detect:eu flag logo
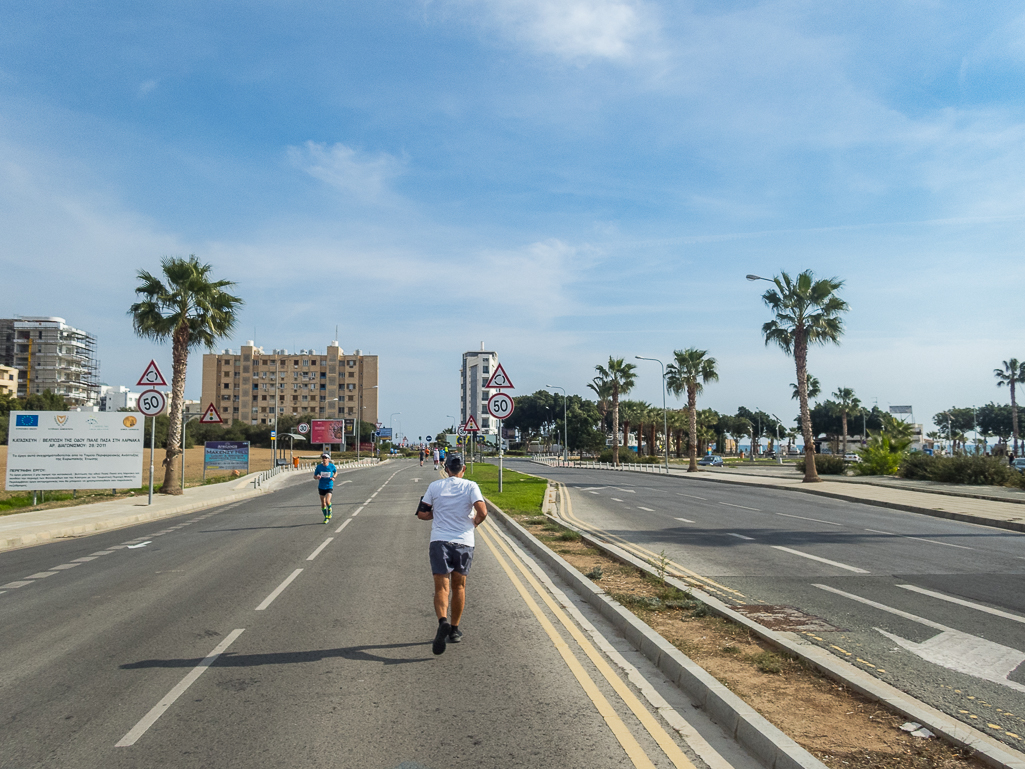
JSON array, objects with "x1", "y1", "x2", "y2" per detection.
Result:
[{"x1": 15, "y1": 414, "x2": 39, "y2": 427}]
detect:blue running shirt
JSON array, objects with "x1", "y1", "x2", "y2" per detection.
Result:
[{"x1": 314, "y1": 462, "x2": 336, "y2": 491}]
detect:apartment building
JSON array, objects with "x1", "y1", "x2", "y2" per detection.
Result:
[
  {"x1": 460, "y1": 344, "x2": 499, "y2": 436},
  {"x1": 0, "y1": 317, "x2": 99, "y2": 406},
  {"x1": 98, "y1": 384, "x2": 139, "y2": 412},
  {"x1": 200, "y1": 341, "x2": 378, "y2": 426},
  {"x1": 0, "y1": 364, "x2": 18, "y2": 397}
]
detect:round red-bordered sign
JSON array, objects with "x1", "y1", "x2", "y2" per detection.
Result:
[
  {"x1": 487, "y1": 392, "x2": 515, "y2": 419},
  {"x1": 137, "y1": 389, "x2": 166, "y2": 416}
]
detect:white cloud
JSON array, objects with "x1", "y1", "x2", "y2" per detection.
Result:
[
  {"x1": 286, "y1": 141, "x2": 405, "y2": 200},
  {"x1": 452, "y1": 0, "x2": 653, "y2": 61},
  {"x1": 137, "y1": 79, "x2": 159, "y2": 97}
]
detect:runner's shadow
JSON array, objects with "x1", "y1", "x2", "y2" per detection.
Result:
[{"x1": 121, "y1": 642, "x2": 434, "y2": 670}]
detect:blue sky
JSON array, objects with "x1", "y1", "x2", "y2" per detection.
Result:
[{"x1": 2, "y1": 1, "x2": 1025, "y2": 441}]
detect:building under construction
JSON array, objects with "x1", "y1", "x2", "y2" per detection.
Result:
[{"x1": 0, "y1": 317, "x2": 99, "y2": 406}]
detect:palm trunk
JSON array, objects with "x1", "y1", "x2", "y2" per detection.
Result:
[
  {"x1": 841, "y1": 412, "x2": 848, "y2": 456},
  {"x1": 650, "y1": 422, "x2": 657, "y2": 460},
  {"x1": 611, "y1": 387, "x2": 620, "y2": 466},
  {"x1": 687, "y1": 385, "x2": 698, "y2": 472},
  {"x1": 796, "y1": 332, "x2": 819, "y2": 482},
  {"x1": 1013, "y1": 380, "x2": 1019, "y2": 456},
  {"x1": 161, "y1": 324, "x2": 188, "y2": 494}
]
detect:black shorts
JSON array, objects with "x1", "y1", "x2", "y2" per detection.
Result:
[
  {"x1": 429, "y1": 541, "x2": 474, "y2": 575},
  {"x1": 319, "y1": 488, "x2": 333, "y2": 497}
]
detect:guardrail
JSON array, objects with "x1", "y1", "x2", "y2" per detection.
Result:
[
  {"x1": 251, "y1": 457, "x2": 379, "y2": 488},
  {"x1": 530, "y1": 455, "x2": 670, "y2": 474}
]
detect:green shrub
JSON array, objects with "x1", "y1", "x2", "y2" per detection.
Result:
[
  {"x1": 929, "y1": 456, "x2": 1017, "y2": 486},
  {"x1": 899, "y1": 452, "x2": 938, "y2": 480},
  {"x1": 598, "y1": 448, "x2": 638, "y2": 464},
  {"x1": 794, "y1": 454, "x2": 847, "y2": 475},
  {"x1": 853, "y1": 434, "x2": 912, "y2": 475}
]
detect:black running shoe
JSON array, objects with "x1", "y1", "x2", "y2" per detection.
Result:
[
  {"x1": 433, "y1": 621, "x2": 451, "y2": 655},
  {"x1": 448, "y1": 628, "x2": 463, "y2": 644}
]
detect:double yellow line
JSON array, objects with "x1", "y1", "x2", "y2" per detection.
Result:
[
  {"x1": 478, "y1": 523, "x2": 697, "y2": 769},
  {"x1": 555, "y1": 484, "x2": 746, "y2": 603}
]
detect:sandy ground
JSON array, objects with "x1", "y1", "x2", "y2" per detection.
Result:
[{"x1": 0, "y1": 445, "x2": 325, "y2": 493}]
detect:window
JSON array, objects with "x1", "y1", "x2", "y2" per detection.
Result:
[
  {"x1": 223, "y1": 383, "x2": 229, "y2": 389},
  {"x1": 302, "y1": 359, "x2": 309, "y2": 367},
  {"x1": 348, "y1": 372, "x2": 355, "y2": 378},
  {"x1": 482, "y1": 418, "x2": 490, "y2": 428}
]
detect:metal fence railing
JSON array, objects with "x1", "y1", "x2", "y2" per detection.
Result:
[
  {"x1": 252, "y1": 457, "x2": 379, "y2": 488},
  {"x1": 529, "y1": 455, "x2": 670, "y2": 474}
]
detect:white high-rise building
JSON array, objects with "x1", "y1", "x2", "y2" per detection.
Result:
[
  {"x1": 460, "y1": 344, "x2": 498, "y2": 436},
  {"x1": 98, "y1": 385, "x2": 139, "y2": 412}
]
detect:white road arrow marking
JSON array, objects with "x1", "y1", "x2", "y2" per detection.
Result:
[
  {"x1": 814, "y1": 584, "x2": 1025, "y2": 694},
  {"x1": 126, "y1": 541, "x2": 151, "y2": 549}
]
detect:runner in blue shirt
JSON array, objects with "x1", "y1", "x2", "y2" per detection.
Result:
[{"x1": 314, "y1": 452, "x2": 337, "y2": 523}]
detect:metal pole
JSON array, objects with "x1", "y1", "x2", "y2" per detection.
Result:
[
  {"x1": 498, "y1": 417, "x2": 503, "y2": 492},
  {"x1": 148, "y1": 415, "x2": 156, "y2": 505},
  {"x1": 356, "y1": 371, "x2": 360, "y2": 462},
  {"x1": 632, "y1": 358, "x2": 668, "y2": 472}
]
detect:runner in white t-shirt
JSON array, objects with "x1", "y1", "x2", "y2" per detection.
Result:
[
  {"x1": 416, "y1": 453, "x2": 487, "y2": 655},
  {"x1": 432, "y1": 448, "x2": 440, "y2": 469}
]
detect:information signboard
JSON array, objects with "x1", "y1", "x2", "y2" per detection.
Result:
[
  {"x1": 203, "y1": 441, "x2": 250, "y2": 476},
  {"x1": 5, "y1": 412, "x2": 144, "y2": 490},
  {"x1": 311, "y1": 419, "x2": 346, "y2": 445}
]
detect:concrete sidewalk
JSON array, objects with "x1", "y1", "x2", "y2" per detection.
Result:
[
  {"x1": 533, "y1": 459, "x2": 1025, "y2": 533},
  {"x1": 0, "y1": 460, "x2": 380, "y2": 552}
]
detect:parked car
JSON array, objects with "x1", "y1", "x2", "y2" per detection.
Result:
[
  {"x1": 843, "y1": 453, "x2": 862, "y2": 463},
  {"x1": 697, "y1": 455, "x2": 724, "y2": 466},
  {"x1": 1013, "y1": 458, "x2": 1025, "y2": 473}
]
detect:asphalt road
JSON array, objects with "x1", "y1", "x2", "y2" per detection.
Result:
[
  {"x1": 511, "y1": 459, "x2": 1025, "y2": 750},
  {"x1": 0, "y1": 460, "x2": 747, "y2": 769}
]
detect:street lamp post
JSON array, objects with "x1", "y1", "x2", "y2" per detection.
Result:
[
  {"x1": 356, "y1": 385, "x2": 378, "y2": 462},
  {"x1": 390, "y1": 411, "x2": 400, "y2": 453},
  {"x1": 180, "y1": 412, "x2": 202, "y2": 491},
  {"x1": 770, "y1": 414, "x2": 784, "y2": 464},
  {"x1": 545, "y1": 385, "x2": 568, "y2": 464},
  {"x1": 635, "y1": 356, "x2": 669, "y2": 473}
]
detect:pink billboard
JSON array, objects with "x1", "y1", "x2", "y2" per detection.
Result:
[{"x1": 311, "y1": 419, "x2": 347, "y2": 445}]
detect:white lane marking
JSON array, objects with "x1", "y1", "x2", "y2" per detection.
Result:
[
  {"x1": 126, "y1": 542, "x2": 152, "y2": 549},
  {"x1": 588, "y1": 491, "x2": 599, "y2": 495},
  {"x1": 865, "y1": 528, "x2": 972, "y2": 550},
  {"x1": 27, "y1": 572, "x2": 58, "y2": 579},
  {"x1": 307, "y1": 538, "x2": 334, "y2": 561},
  {"x1": 90, "y1": 551, "x2": 115, "y2": 556},
  {"x1": 719, "y1": 502, "x2": 760, "y2": 511},
  {"x1": 338, "y1": 480, "x2": 352, "y2": 486},
  {"x1": 678, "y1": 493, "x2": 707, "y2": 500},
  {"x1": 896, "y1": 585, "x2": 1025, "y2": 625},
  {"x1": 612, "y1": 487, "x2": 636, "y2": 493},
  {"x1": 580, "y1": 486, "x2": 605, "y2": 491},
  {"x1": 335, "y1": 519, "x2": 352, "y2": 533},
  {"x1": 107, "y1": 545, "x2": 129, "y2": 550},
  {"x1": 255, "y1": 569, "x2": 303, "y2": 611},
  {"x1": 51, "y1": 563, "x2": 81, "y2": 570},
  {"x1": 610, "y1": 498, "x2": 624, "y2": 502},
  {"x1": 71, "y1": 557, "x2": 98, "y2": 562},
  {"x1": 2, "y1": 581, "x2": 33, "y2": 589},
  {"x1": 413, "y1": 478, "x2": 420, "y2": 483},
  {"x1": 777, "y1": 512, "x2": 842, "y2": 526},
  {"x1": 351, "y1": 505, "x2": 365, "y2": 516},
  {"x1": 637, "y1": 506, "x2": 655, "y2": 512},
  {"x1": 115, "y1": 629, "x2": 246, "y2": 747},
  {"x1": 812, "y1": 584, "x2": 1025, "y2": 694},
  {"x1": 727, "y1": 533, "x2": 755, "y2": 540},
  {"x1": 771, "y1": 546, "x2": 869, "y2": 573},
  {"x1": 675, "y1": 517, "x2": 695, "y2": 523}
]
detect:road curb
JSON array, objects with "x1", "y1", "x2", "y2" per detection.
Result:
[
  {"x1": 537, "y1": 481, "x2": 1025, "y2": 769},
  {"x1": 486, "y1": 498, "x2": 829, "y2": 769}
]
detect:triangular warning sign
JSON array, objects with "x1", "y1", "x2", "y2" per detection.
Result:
[
  {"x1": 137, "y1": 359, "x2": 168, "y2": 387},
  {"x1": 484, "y1": 363, "x2": 514, "y2": 389},
  {"x1": 463, "y1": 415, "x2": 481, "y2": 432},
  {"x1": 199, "y1": 403, "x2": 224, "y2": 424}
]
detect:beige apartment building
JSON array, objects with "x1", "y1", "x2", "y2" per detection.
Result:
[
  {"x1": 200, "y1": 341, "x2": 378, "y2": 426},
  {"x1": 0, "y1": 364, "x2": 18, "y2": 397}
]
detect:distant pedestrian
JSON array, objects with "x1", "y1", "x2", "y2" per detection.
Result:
[
  {"x1": 313, "y1": 452, "x2": 337, "y2": 523},
  {"x1": 433, "y1": 448, "x2": 440, "y2": 469},
  {"x1": 419, "y1": 448, "x2": 425, "y2": 467},
  {"x1": 416, "y1": 454, "x2": 487, "y2": 655}
]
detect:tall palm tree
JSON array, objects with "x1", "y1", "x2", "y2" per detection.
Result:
[
  {"x1": 761, "y1": 270, "x2": 848, "y2": 483},
  {"x1": 587, "y1": 375, "x2": 613, "y2": 433},
  {"x1": 830, "y1": 387, "x2": 861, "y2": 456},
  {"x1": 995, "y1": 359, "x2": 1025, "y2": 455},
  {"x1": 665, "y1": 348, "x2": 719, "y2": 472},
  {"x1": 129, "y1": 256, "x2": 243, "y2": 494},
  {"x1": 595, "y1": 357, "x2": 637, "y2": 466},
  {"x1": 790, "y1": 374, "x2": 820, "y2": 401}
]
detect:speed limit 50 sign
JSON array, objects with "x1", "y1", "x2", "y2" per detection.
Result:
[
  {"x1": 137, "y1": 389, "x2": 166, "y2": 416},
  {"x1": 487, "y1": 392, "x2": 515, "y2": 420}
]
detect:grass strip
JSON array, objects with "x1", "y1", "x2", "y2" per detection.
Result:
[{"x1": 463, "y1": 462, "x2": 546, "y2": 516}]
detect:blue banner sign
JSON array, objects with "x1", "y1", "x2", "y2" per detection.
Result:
[{"x1": 204, "y1": 441, "x2": 250, "y2": 473}]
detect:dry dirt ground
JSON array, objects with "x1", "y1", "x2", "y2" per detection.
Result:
[{"x1": 515, "y1": 514, "x2": 988, "y2": 769}]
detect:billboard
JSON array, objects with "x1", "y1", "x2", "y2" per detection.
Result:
[
  {"x1": 5, "y1": 411, "x2": 144, "y2": 490},
  {"x1": 203, "y1": 441, "x2": 250, "y2": 474},
  {"x1": 311, "y1": 419, "x2": 347, "y2": 444}
]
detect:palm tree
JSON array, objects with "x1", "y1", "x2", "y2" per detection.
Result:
[
  {"x1": 761, "y1": 270, "x2": 848, "y2": 483},
  {"x1": 587, "y1": 375, "x2": 612, "y2": 434},
  {"x1": 790, "y1": 374, "x2": 821, "y2": 401},
  {"x1": 665, "y1": 348, "x2": 719, "y2": 472},
  {"x1": 995, "y1": 359, "x2": 1025, "y2": 455},
  {"x1": 830, "y1": 387, "x2": 861, "y2": 456},
  {"x1": 594, "y1": 357, "x2": 637, "y2": 466},
  {"x1": 129, "y1": 256, "x2": 243, "y2": 494}
]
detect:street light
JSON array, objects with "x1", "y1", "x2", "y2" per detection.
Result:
[
  {"x1": 545, "y1": 385, "x2": 568, "y2": 463},
  {"x1": 180, "y1": 411, "x2": 203, "y2": 491},
  {"x1": 390, "y1": 411, "x2": 400, "y2": 450},
  {"x1": 356, "y1": 385, "x2": 378, "y2": 461},
  {"x1": 635, "y1": 356, "x2": 669, "y2": 473},
  {"x1": 770, "y1": 414, "x2": 785, "y2": 464},
  {"x1": 746, "y1": 274, "x2": 771, "y2": 282}
]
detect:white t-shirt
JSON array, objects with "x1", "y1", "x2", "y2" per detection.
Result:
[
  {"x1": 422, "y1": 475, "x2": 484, "y2": 546},
  {"x1": 433, "y1": 449, "x2": 440, "y2": 460}
]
